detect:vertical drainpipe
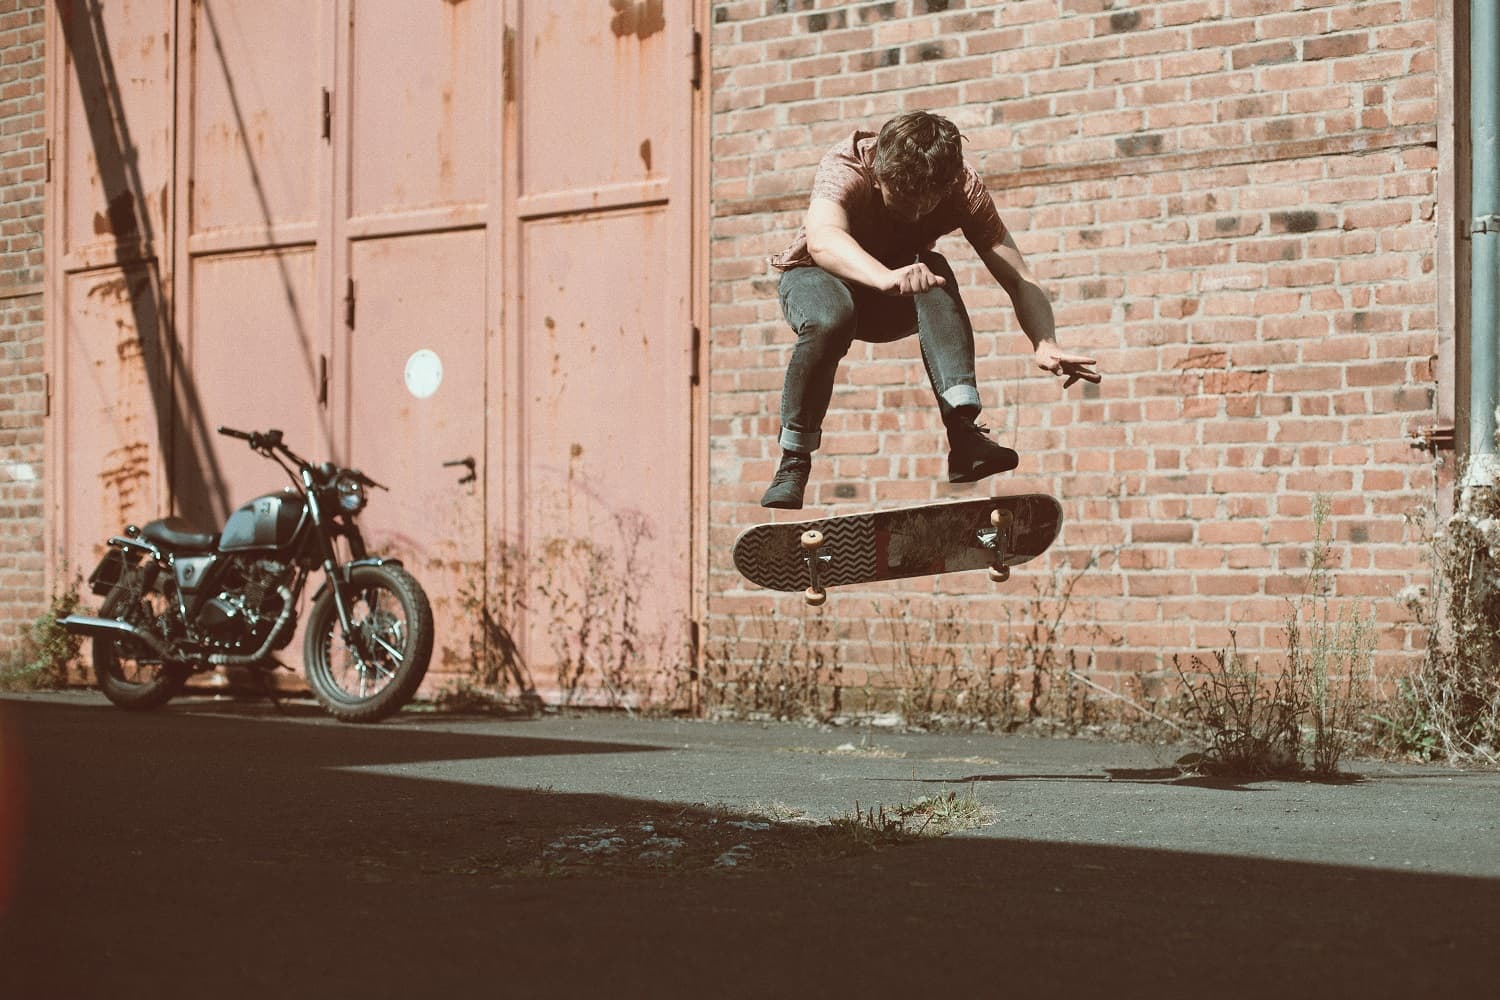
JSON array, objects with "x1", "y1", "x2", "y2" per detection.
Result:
[{"x1": 1468, "y1": 0, "x2": 1500, "y2": 487}]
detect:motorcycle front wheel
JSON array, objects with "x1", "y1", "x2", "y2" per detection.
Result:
[
  {"x1": 303, "y1": 563, "x2": 434, "y2": 723},
  {"x1": 93, "y1": 572, "x2": 190, "y2": 711}
]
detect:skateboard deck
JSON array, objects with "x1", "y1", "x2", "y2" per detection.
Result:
[{"x1": 733, "y1": 494, "x2": 1063, "y2": 604}]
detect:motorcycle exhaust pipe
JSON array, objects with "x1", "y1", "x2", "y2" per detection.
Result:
[{"x1": 58, "y1": 614, "x2": 178, "y2": 660}]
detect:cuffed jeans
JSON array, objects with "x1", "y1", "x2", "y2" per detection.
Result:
[{"x1": 775, "y1": 251, "x2": 982, "y2": 454}]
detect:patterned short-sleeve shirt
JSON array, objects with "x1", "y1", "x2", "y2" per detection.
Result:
[{"x1": 769, "y1": 130, "x2": 1008, "y2": 272}]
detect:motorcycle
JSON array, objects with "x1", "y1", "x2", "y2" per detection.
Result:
[{"x1": 60, "y1": 427, "x2": 434, "y2": 723}]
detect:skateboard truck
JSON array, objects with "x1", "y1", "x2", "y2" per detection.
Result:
[
  {"x1": 799, "y1": 529, "x2": 830, "y2": 606},
  {"x1": 978, "y1": 507, "x2": 1013, "y2": 583}
]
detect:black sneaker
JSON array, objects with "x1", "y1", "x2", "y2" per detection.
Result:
[
  {"x1": 945, "y1": 415, "x2": 1019, "y2": 483},
  {"x1": 761, "y1": 451, "x2": 812, "y2": 509}
]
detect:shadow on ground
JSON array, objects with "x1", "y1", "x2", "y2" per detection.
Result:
[{"x1": 0, "y1": 698, "x2": 1493, "y2": 999}]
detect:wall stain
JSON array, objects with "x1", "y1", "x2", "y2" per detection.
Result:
[{"x1": 610, "y1": 0, "x2": 665, "y2": 40}]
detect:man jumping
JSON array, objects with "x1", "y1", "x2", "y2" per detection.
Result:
[{"x1": 761, "y1": 110, "x2": 1101, "y2": 510}]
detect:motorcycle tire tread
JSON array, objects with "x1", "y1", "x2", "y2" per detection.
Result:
[
  {"x1": 92, "y1": 578, "x2": 190, "y2": 711},
  {"x1": 302, "y1": 563, "x2": 434, "y2": 724}
]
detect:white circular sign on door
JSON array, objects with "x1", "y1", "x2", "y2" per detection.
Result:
[{"x1": 404, "y1": 349, "x2": 443, "y2": 399}]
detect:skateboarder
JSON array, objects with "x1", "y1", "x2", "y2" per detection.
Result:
[{"x1": 761, "y1": 111, "x2": 1101, "y2": 510}]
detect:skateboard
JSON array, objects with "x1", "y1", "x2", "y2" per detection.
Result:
[{"x1": 733, "y1": 494, "x2": 1063, "y2": 605}]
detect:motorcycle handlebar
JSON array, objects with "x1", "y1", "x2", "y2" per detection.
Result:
[{"x1": 216, "y1": 426, "x2": 285, "y2": 451}]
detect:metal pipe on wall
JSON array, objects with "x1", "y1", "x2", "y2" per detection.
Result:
[{"x1": 1468, "y1": 0, "x2": 1500, "y2": 486}]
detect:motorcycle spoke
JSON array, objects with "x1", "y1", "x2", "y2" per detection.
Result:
[
  {"x1": 370, "y1": 633, "x2": 404, "y2": 663},
  {"x1": 357, "y1": 656, "x2": 397, "y2": 681}
]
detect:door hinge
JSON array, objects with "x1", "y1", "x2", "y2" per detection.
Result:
[
  {"x1": 502, "y1": 26, "x2": 516, "y2": 104},
  {"x1": 43, "y1": 372, "x2": 50, "y2": 417},
  {"x1": 1411, "y1": 424, "x2": 1456, "y2": 453},
  {"x1": 343, "y1": 277, "x2": 356, "y2": 329},
  {"x1": 44, "y1": 139, "x2": 51, "y2": 183},
  {"x1": 691, "y1": 30, "x2": 703, "y2": 90},
  {"x1": 690, "y1": 324, "x2": 701, "y2": 386},
  {"x1": 321, "y1": 88, "x2": 332, "y2": 140},
  {"x1": 318, "y1": 353, "x2": 328, "y2": 406}
]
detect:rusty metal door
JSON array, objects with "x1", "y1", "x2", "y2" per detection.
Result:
[
  {"x1": 502, "y1": 0, "x2": 698, "y2": 699},
  {"x1": 47, "y1": 0, "x2": 703, "y2": 701},
  {"x1": 173, "y1": 0, "x2": 331, "y2": 531},
  {"x1": 49, "y1": 1, "x2": 177, "y2": 584},
  {"x1": 333, "y1": 0, "x2": 496, "y2": 678}
]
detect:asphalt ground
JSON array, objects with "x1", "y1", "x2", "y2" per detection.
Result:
[{"x1": 0, "y1": 691, "x2": 1496, "y2": 999}]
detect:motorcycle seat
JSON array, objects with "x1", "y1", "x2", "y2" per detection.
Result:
[{"x1": 141, "y1": 517, "x2": 218, "y2": 552}]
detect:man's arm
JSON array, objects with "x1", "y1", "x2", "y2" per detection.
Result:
[
  {"x1": 805, "y1": 198, "x2": 946, "y2": 296},
  {"x1": 978, "y1": 232, "x2": 1101, "y2": 388}
]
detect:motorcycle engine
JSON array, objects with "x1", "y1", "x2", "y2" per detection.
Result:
[{"x1": 200, "y1": 559, "x2": 295, "y2": 651}]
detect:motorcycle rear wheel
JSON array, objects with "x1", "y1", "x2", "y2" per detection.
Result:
[
  {"x1": 303, "y1": 563, "x2": 433, "y2": 723},
  {"x1": 93, "y1": 574, "x2": 190, "y2": 711}
]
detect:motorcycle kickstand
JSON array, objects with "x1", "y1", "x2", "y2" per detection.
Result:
[{"x1": 255, "y1": 667, "x2": 289, "y2": 715}]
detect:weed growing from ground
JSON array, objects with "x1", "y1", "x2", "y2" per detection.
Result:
[
  {"x1": 704, "y1": 548, "x2": 1118, "y2": 733},
  {"x1": 828, "y1": 790, "x2": 995, "y2": 845},
  {"x1": 445, "y1": 515, "x2": 692, "y2": 713},
  {"x1": 703, "y1": 606, "x2": 843, "y2": 721},
  {"x1": 1383, "y1": 481, "x2": 1500, "y2": 763},
  {"x1": 0, "y1": 576, "x2": 83, "y2": 692},
  {"x1": 1175, "y1": 497, "x2": 1375, "y2": 778},
  {"x1": 1174, "y1": 635, "x2": 1302, "y2": 778}
]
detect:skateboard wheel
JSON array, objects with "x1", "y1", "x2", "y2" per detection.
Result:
[
  {"x1": 800, "y1": 529, "x2": 825, "y2": 550},
  {"x1": 988, "y1": 565, "x2": 1010, "y2": 583},
  {"x1": 804, "y1": 587, "x2": 827, "y2": 606}
]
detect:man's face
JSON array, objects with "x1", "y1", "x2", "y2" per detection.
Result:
[{"x1": 876, "y1": 178, "x2": 949, "y2": 222}]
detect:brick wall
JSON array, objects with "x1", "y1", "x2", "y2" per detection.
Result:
[
  {"x1": 0, "y1": 0, "x2": 46, "y2": 650},
  {"x1": 707, "y1": 0, "x2": 1443, "y2": 708}
]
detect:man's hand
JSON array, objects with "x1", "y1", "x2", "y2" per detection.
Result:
[
  {"x1": 1035, "y1": 340, "x2": 1100, "y2": 389},
  {"x1": 881, "y1": 261, "x2": 947, "y2": 297}
]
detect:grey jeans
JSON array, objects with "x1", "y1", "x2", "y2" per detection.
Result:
[{"x1": 774, "y1": 251, "x2": 982, "y2": 454}]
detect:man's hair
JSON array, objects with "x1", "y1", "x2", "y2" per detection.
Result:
[{"x1": 872, "y1": 111, "x2": 964, "y2": 196}]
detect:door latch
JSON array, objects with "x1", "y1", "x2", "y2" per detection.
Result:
[{"x1": 443, "y1": 457, "x2": 476, "y2": 484}]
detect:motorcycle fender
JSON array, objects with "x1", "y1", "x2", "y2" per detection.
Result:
[{"x1": 310, "y1": 557, "x2": 405, "y2": 606}]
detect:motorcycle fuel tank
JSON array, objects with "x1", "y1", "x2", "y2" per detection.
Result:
[{"x1": 218, "y1": 490, "x2": 308, "y2": 553}]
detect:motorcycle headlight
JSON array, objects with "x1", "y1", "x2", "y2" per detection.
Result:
[{"x1": 335, "y1": 476, "x2": 367, "y2": 513}]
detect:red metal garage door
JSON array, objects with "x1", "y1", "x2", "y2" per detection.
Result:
[
  {"x1": 502, "y1": 0, "x2": 699, "y2": 701},
  {"x1": 47, "y1": 0, "x2": 703, "y2": 700}
]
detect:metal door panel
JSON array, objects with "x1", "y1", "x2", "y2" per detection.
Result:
[
  {"x1": 347, "y1": 0, "x2": 489, "y2": 221},
  {"x1": 345, "y1": 230, "x2": 487, "y2": 678},
  {"x1": 507, "y1": 0, "x2": 696, "y2": 694},
  {"x1": 57, "y1": 0, "x2": 175, "y2": 265},
  {"x1": 173, "y1": 249, "x2": 325, "y2": 532},
  {"x1": 516, "y1": 1, "x2": 672, "y2": 198},
  {"x1": 59, "y1": 266, "x2": 167, "y2": 579},
  {"x1": 187, "y1": 0, "x2": 321, "y2": 244},
  {"x1": 44, "y1": 0, "x2": 702, "y2": 703},
  {"x1": 519, "y1": 207, "x2": 692, "y2": 658}
]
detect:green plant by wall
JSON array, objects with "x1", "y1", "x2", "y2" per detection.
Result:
[
  {"x1": 703, "y1": 548, "x2": 1119, "y2": 732},
  {"x1": 0, "y1": 576, "x2": 83, "y2": 692},
  {"x1": 444, "y1": 515, "x2": 692, "y2": 714},
  {"x1": 1174, "y1": 635, "x2": 1304, "y2": 777},
  {"x1": 1176, "y1": 496, "x2": 1375, "y2": 779},
  {"x1": 1383, "y1": 481, "x2": 1500, "y2": 763}
]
